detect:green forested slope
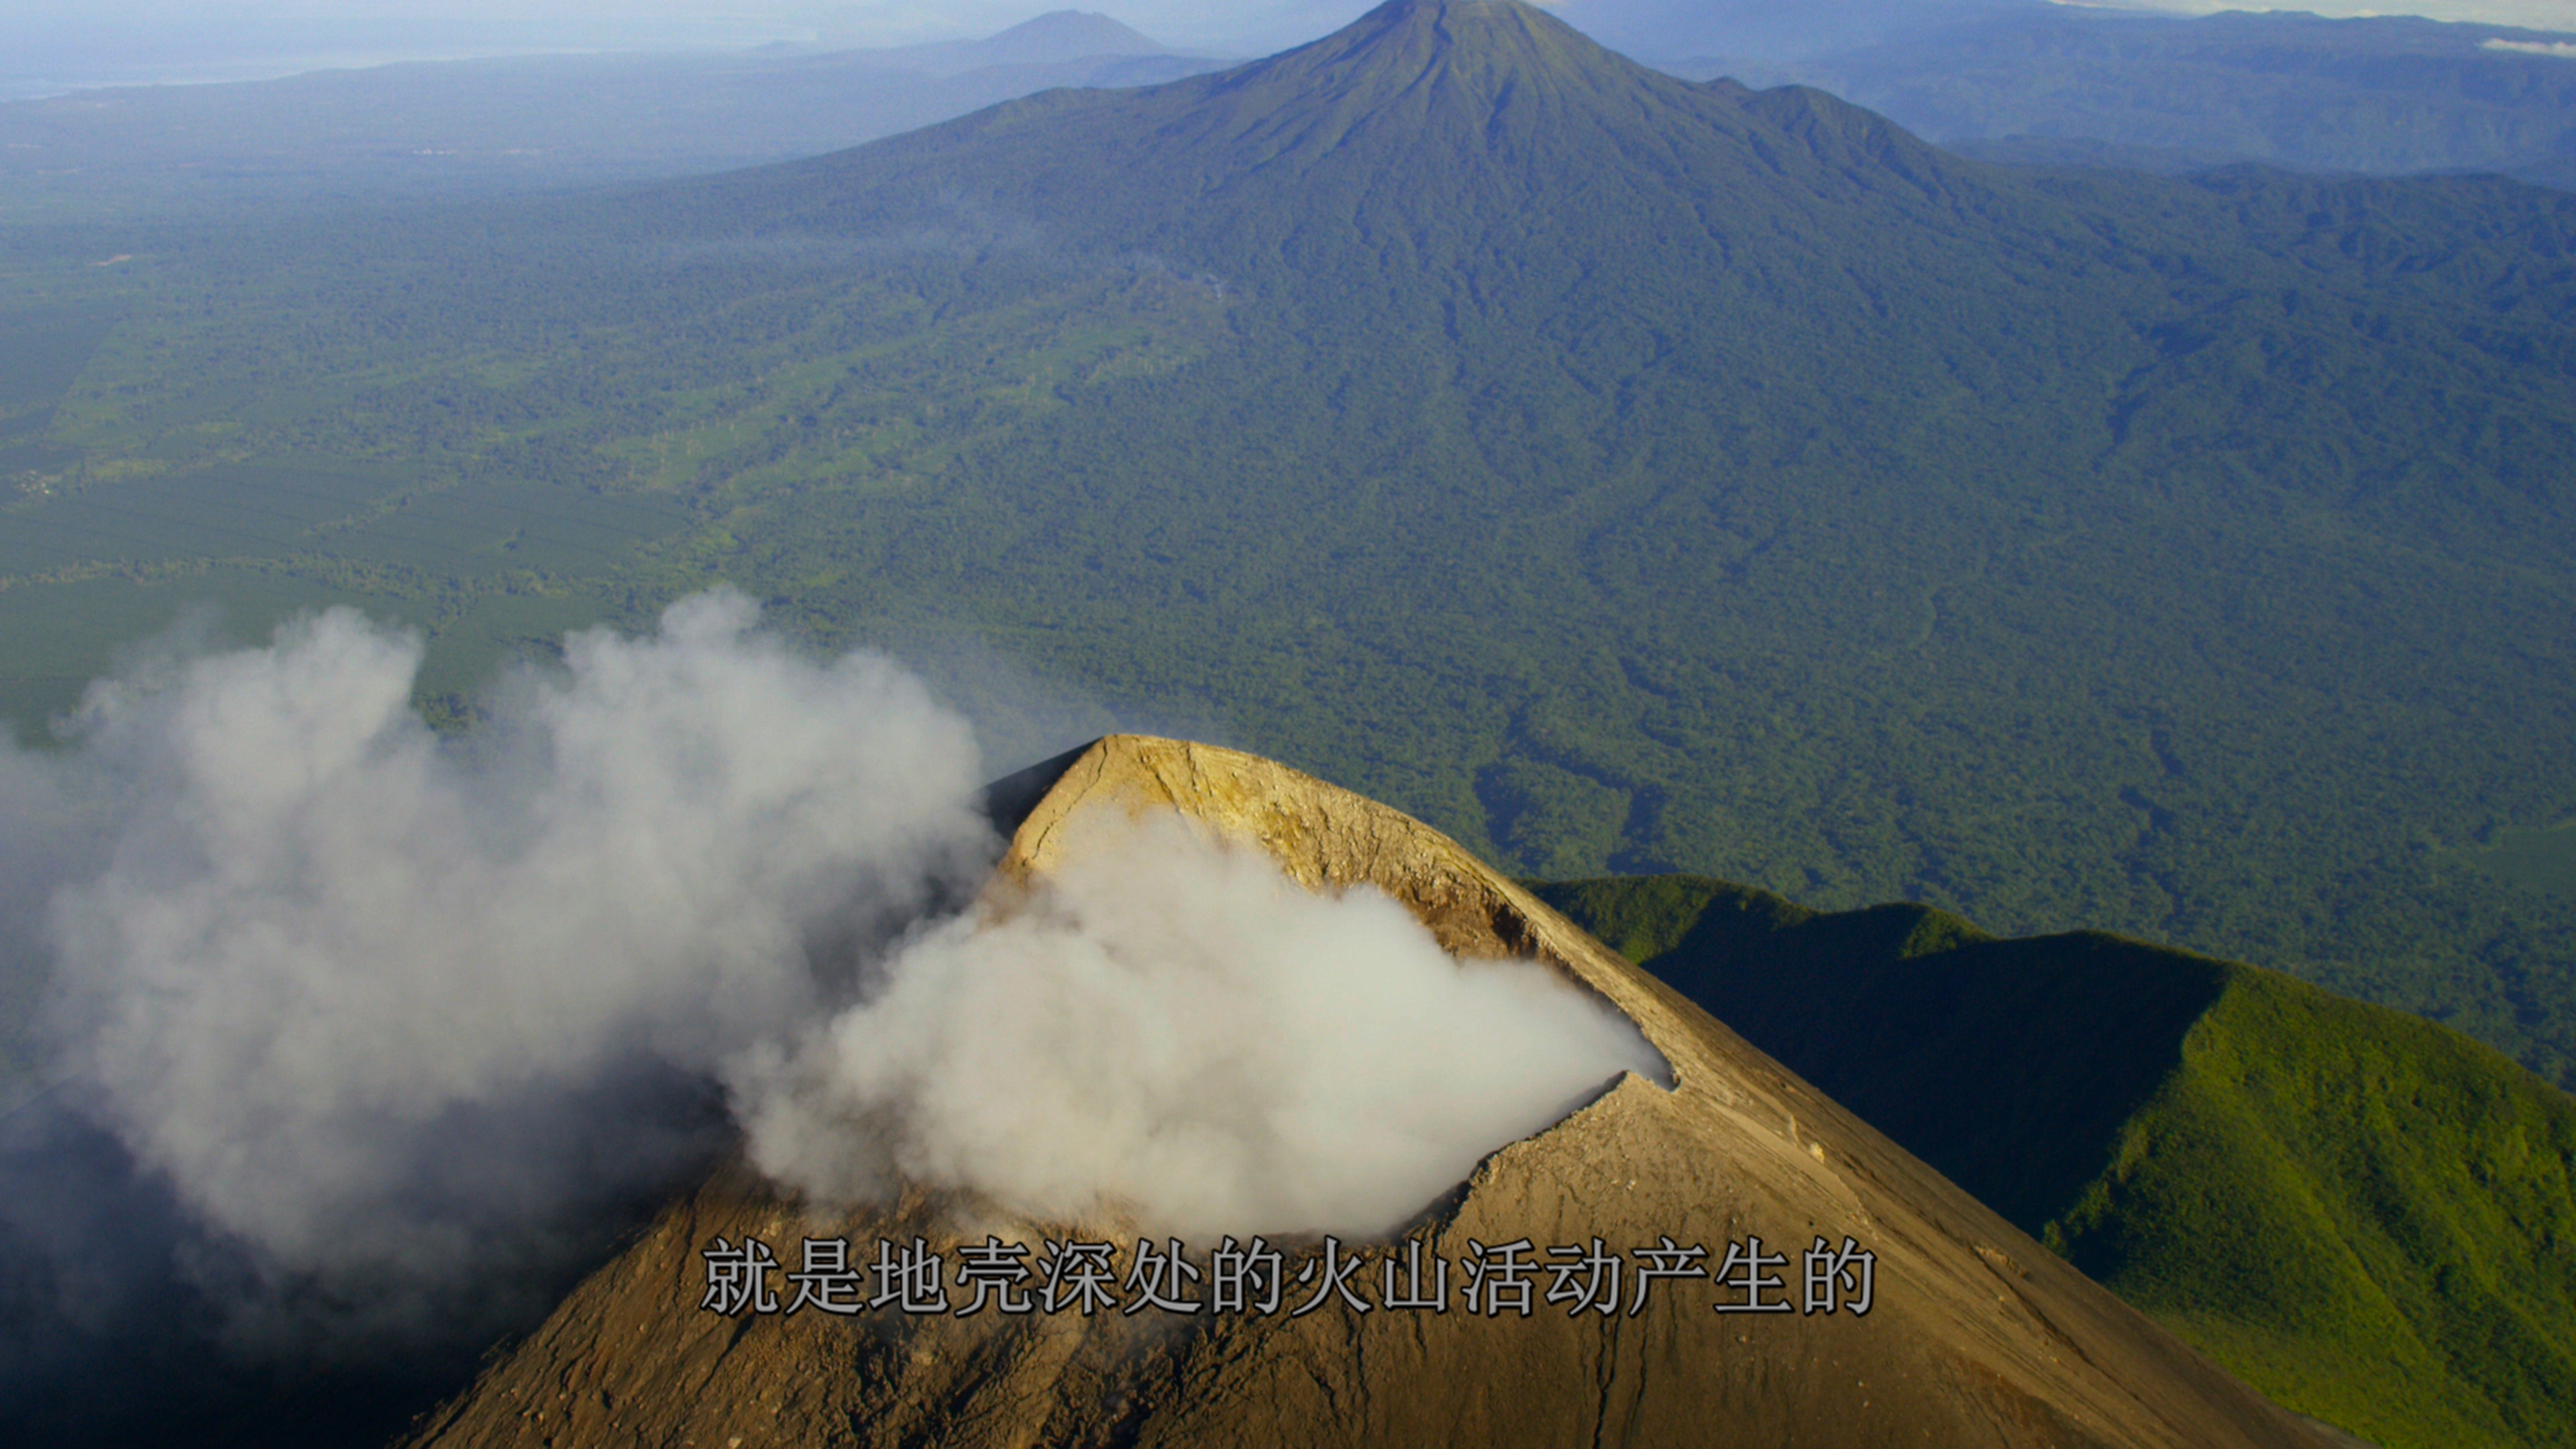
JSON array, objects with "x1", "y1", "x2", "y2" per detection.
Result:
[
  {"x1": 1, "y1": 0, "x2": 2573, "y2": 1089},
  {"x1": 1536, "y1": 873, "x2": 2576, "y2": 1449}
]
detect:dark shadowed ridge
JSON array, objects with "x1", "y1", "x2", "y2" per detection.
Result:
[{"x1": 1538, "y1": 874, "x2": 2576, "y2": 1449}]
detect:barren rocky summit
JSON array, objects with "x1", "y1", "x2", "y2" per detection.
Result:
[{"x1": 409, "y1": 737, "x2": 2334, "y2": 1448}]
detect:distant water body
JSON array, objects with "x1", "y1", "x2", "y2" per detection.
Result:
[
  {"x1": 0, "y1": 21, "x2": 811, "y2": 104},
  {"x1": 0, "y1": 55, "x2": 517, "y2": 103}
]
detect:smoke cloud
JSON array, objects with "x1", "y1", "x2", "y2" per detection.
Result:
[
  {"x1": 13, "y1": 591, "x2": 995, "y2": 1348},
  {"x1": 0, "y1": 588, "x2": 1660, "y2": 1397},
  {"x1": 735, "y1": 812, "x2": 1664, "y2": 1238}
]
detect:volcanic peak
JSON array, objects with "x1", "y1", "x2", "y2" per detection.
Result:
[
  {"x1": 947, "y1": 10, "x2": 1171, "y2": 65},
  {"x1": 1226, "y1": 0, "x2": 1676, "y2": 115}
]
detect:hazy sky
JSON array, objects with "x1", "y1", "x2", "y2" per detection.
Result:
[
  {"x1": 16, "y1": 1, "x2": 2576, "y2": 53},
  {"x1": 7, "y1": 0, "x2": 2573, "y2": 91},
  {"x1": 2118, "y1": 0, "x2": 2576, "y2": 27},
  {"x1": 3, "y1": 1, "x2": 1360, "y2": 56}
]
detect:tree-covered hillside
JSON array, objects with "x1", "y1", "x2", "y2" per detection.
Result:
[
  {"x1": 1, "y1": 0, "x2": 2573, "y2": 1092},
  {"x1": 1538, "y1": 873, "x2": 2576, "y2": 1449}
]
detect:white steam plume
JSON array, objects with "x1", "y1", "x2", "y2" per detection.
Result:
[
  {"x1": 735, "y1": 812, "x2": 1664, "y2": 1238},
  {"x1": 27, "y1": 591, "x2": 993, "y2": 1328},
  {"x1": 1, "y1": 588, "x2": 1662, "y2": 1364}
]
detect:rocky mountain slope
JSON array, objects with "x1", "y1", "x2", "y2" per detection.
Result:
[{"x1": 407, "y1": 737, "x2": 2330, "y2": 1448}]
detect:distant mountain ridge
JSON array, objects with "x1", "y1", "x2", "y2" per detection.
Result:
[
  {"x1": 867, "y1": 10, "x2": 1177, "y2": 74},
  {"x1": 692, "y1": 0, "x2": 2039, "y2": 317},
  {"x1": 1702, "y1": 6, "x2": 2576, "y2": 191},
  {"x1": 0, "y1": 11, "x2": 1227, "y2": 215},
  {"x1": 1559, "y1": 0, "x2": 2042, "y2": 62}
]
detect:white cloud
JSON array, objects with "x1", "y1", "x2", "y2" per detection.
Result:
[
  {"x1": 36, "y1": 594, "x2": 993, "y2": 1314},
  {"x1": 736, "y1": 812, "x2": 1663, "y2": 1238},
  {"x1": 2, "y1": 590, "x2": 1658, "y2": 1360}
]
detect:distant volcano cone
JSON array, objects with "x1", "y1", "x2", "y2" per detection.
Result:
[
  {"x1": 678, "y1": 0, "x2": 1989, "y2": 294},
  {"x1": 408, "y1": 737, "x2": 2328, "y2": 1448}
]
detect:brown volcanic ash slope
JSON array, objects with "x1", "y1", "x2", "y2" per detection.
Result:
[{"x1": 409, "y1": 737, "x2": 2330, "y2": 1449}]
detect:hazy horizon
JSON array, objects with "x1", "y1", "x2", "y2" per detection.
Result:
[{"x1": 9, "y1": 0, "x2": 2573, "y2": 102}]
